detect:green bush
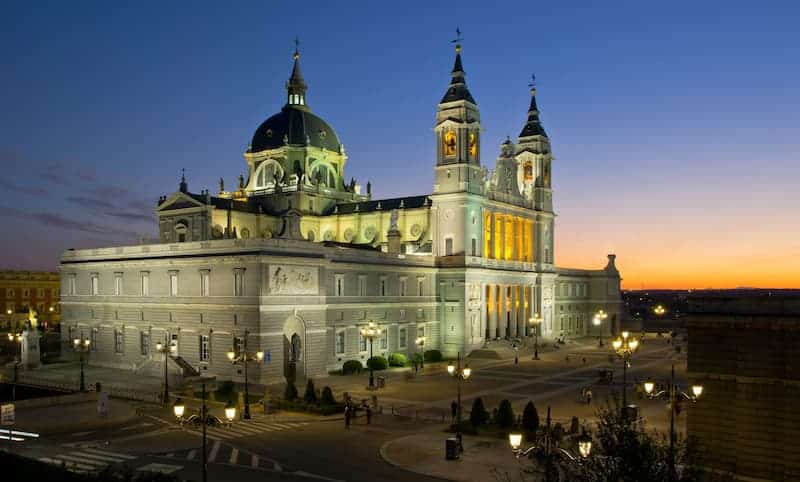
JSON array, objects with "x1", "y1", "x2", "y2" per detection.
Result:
[
  {"x1": 469, "y1": 397, "x2": 489, "y2": 430},
  {"x1": 424, "y1": 350, "x2": 443, "y2": 363},
  {"x1": 284, "y1": 381, "x2": 298, "y2": 401},
  {"x1": 320, "y1": 386, "x2": 336, "y2": 406},
  {"x1": 342, "y1": 359, "x2": 363, "y2": 375},
  {"x1": 303, "y1": 379, "x2": 317, "y2": 404},
  {"x1": 522, "y1": 401, "x2": 539, "y2": 438},
  {"x1": 410, "y1": 352, "x2": 423, "y2": 364},
  {"x1": 270, "y1": 398, "x2": 344, "y2": 415},
  {"x1": 388, "y1": 353, "x2": 408, "y2": 367},
  {"x1": 367, "y1": 355, "x2": 389, "y2": 370},
  {"x1": 496, "y1": 399, "x2": 515, "y2": 429}
]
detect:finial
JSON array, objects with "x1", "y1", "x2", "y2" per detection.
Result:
[
  {"x1": 451, "y1": 27, "x2": 463, "y2": 53},
  {"x1": 293, "y1": 36, "x2": 300, "y2": 60},
  {"x1": 529, "y1": 73, "x2": 537, "y2": 94}
]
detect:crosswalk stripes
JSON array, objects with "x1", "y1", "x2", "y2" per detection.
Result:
[
  {"x1": 208, "y1": 440, "x2": 221, "y2": 463},
  {"x1": 157, "y1": 443, "x2": 266, "y2": 470},
  {"x1": 183, "y1": 420, "x2": 309, "y2": 440},
  {"x1": 39, "y1": 448, "x2": 137, "y2": 474}
]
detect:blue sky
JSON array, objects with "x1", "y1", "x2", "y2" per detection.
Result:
[{"x1": 1, "y1": 1, "x2": 798, "y2": 288}]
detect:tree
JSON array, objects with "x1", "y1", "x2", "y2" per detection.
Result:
[
  {"x1": 521, "y1": 401, "x2": 539, "y2": 440},
  {"x1": 496, "y1": 399, "x2": 515, "y2": 429},
  {"x1": 303, "y1": 379, "x2": 317, "y2": 404},
  {"x1": 284, "y1": 380, "x2": 298, "y2": 401},
  {"x1": 320, "y1": 386, "x2": 336, "y2": 406},
  {"x1": 469, "y1": 397, "x2": 489, "y2": 430}
]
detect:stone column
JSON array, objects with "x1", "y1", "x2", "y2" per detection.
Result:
[
  {"x1": 488, "y1": 284, "x2": 497, "y2": 340},
  {"x1": 500, "y1": 215, "x2": 506, "y2": 260},
  {"x1": 488, "y1": 211, "x2": 495, "y2": 259},
  {"x1": 510, "y1": 285, "x2": 518, "y2": 337},
  {"x1": 511, "y1": 217, "x2": 518, "y2": 261},
  {"x1": 498, "y1": 285, "x2": 507, "y2": 339}
]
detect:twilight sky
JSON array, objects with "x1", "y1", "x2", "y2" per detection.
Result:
[{"x1": 1, "y1": 1, "x2": 798, "y2": 289}]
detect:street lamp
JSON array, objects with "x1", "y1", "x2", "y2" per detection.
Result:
[
  {"x1": 611, "y1": 330, "x2": 640, "y2": 409},
  {"x1": 643, "y1": 364, "x2": 704, "y2": 481},
  {"x1": 528, "y1": 313, "x2": 542, "y2": 360},
  {"x1": 224, "y1": 400, "x2": 237, "y2": 426},
  {"x1": 226, "y1": 329, "x2": 264, "y2": 419},
  {"x1": 447, "y1": 352, "x2": 471, "y2": 452},
  {"x1": 577, "y1": 430, "x2": 593, "y2": 459},
  {"x1": 173, "y1": 398, "x2": 186, "y2": 425},
  {"x1": 72, "y1": 335, "x2": 91, "y2": 391},
  {"x1": 360, "y1": 321, "x2": 382, "y2": 389},
  {"x1": 594, "y1": 309, "x2": 608, "y2": 347},
  {"x1": 654, "y1": 305, "x2": 666, "y2": 316},
  {"x1": 415, "y1": 335, "x2": 426, "y2": 368},
  {"x1": 7, "y1": 332, "x2": 22, "y2": 401},
  {"x1": 155, "y1": 334, "x2": 171, "y2": 407}
]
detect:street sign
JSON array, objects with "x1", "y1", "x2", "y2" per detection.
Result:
[
  {"x1": 97, "y1": 393, "x2": 110, "y2": 418},
  {"x1": 1, "y1": 404, "x2": 14, "y2": 426}
]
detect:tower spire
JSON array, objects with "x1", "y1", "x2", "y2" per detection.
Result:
[
  {"x1": 286, "y1": 36, "x2": 308, "y2": 107},
  {"x1": 519, "y1": 74, "x2": 547, "y2": 138},
  {"x1": 440, "y1": 28, "x2": 475, "y2": 104}
]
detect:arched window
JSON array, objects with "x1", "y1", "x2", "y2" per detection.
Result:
[
  {"x1": 309, "y1": 162, "x2": 337, "y2": 188},
  {"x1": 241, "y1": 228, "x2": 250, "y2": 239},
  {"x1": 174, "y1": 221, "x2": 188, "y2": 242},
  {"x1": 253, "y1": 160, "x2": 284, "y2": 189}
]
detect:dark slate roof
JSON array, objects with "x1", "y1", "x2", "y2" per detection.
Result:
[
  {"x1": 249, "y1": 106, "x2": 341, "y2": 153},
  {"x1": 287, "y1": 55, "x2": 307, "y2": 96},
  {"x1": 518, "y1": 91, "x2": 548, "y2": 138},
  {"x1": 333, "y1": 195, "x2": 430, "y2": 215},
  {"x1": 440, "y1": 52, "x2": 476, "y2": 104}
]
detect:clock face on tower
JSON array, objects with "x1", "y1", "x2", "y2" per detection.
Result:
[
  {"x1": 444, "y1": 131, "x2": 457, "y2": 156},
  {"x1": 469, "y1": 131, "x2": 477, "y2": 158}
]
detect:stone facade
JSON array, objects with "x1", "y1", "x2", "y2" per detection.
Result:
[
  {"x1": 687, "y1": 295, "x2": 800, "y2": 481},
  {"x1": 59, "y1": 42, "x2": 622, "y2": 385}
]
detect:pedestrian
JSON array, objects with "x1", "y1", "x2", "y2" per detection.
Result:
[
  {"x1": 451, "y1": 400, "x2": 457, "y2": 423},
  {"x1": 586, "y1": 388, "x2": 593, "y2": 405},
  {"x1": 582, "y1": 357, "x2": 587, "y2": 365},
  {"x1": 344, "y1": 404, "x2": 351, "y2": 430},
  {"x1": 565, "y1": 355, "x2": 570, "y2": 363},
  {"x1": 366, "y1": 405, "x2": 372, "y2": 425},
  {"x1": 413, "y1": 359, "x2": 419, "y2": 375}
]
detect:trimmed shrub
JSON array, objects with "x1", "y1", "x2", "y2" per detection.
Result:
[
  {"x1": 342, "y1": 360, "x2": 363, "y2": 375},
  {"x1": 496, "y1": 399, "x2": 515, "y2": 429},
  {"x1": 388, "y1": 353, "x2": 408, "y2": 367},
  {"x1": 522, "y1": 401, "x2": 539, "y2": 439},
  {"x1": 270, "y1": 398, "x2": 345, "y2": 415},
  {"x1": 284, "y1": 381, "x2": 298, "y2": 401},
  {"x1": 366, "y1": 355, "x2": 389, "y2": 370},
  {"x1": 423, "y1": 350, "x2": 443, "y2": 363},
  {"x1": 303, "y1": 379, "x2": 317, "y2": 404},
  {"x1": 469, "y1": 397, "x2": 489, "y2": 430},
  {"x1": 320, "y1": 386, "x2": 336, "y2": 406}
]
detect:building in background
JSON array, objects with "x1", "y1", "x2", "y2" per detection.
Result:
[
  {"x1": 0, "y1": 270, "x2": 60, "y2": 330},
  {"x1": 59, "y1": 41, "x2": 622, "y2": 386},
  {"x1": 687, "y1": 294, "x2": 800, "y2": 481}
]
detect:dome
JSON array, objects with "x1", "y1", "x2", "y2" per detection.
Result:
[{"x1": 249, "y1": 105, "x2": 341, "y2": 153}]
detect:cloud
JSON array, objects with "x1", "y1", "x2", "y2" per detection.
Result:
[
  {"x1": 67, "y1": 196, "x2": 118, "y2": 211},
  {"x1": 104, "y1": 211, "x2": 154, "y2": 222},
  {"x1": 0, "y1": 178, "x2": 48, "y2": 196},
  {"x1": 0, "y1": 205, "x2": 140, "y2": 239}
]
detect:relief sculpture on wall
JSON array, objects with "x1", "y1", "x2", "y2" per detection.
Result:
[{"x1": 269, "y1": 265, "x2": 319, "y2": 295}]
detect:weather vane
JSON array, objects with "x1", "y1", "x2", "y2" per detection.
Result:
[
  {"x1": 293, "y1": 36, "x2": 300, "y2": 59},
  {"x1": 529, "y1": 74, "x2": 536, "y2": 89},
  {"x1": 452, "y1": 27, "x2": 463, "y2": 45}
]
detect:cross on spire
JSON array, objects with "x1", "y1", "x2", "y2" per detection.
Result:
[
  {"x1": 528, "y1": 74, "x2": 536, "y2": 89},
  {"x1": 451, "y1": 27, "x2": 464, "y2": 52},
  {"x1": 293, "y1": 36, "x2": 300, "y2": 59}
]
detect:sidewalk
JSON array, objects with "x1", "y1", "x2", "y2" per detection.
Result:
[{"x1": 381, "y1": 430, "x2": 520, "y2": 482}]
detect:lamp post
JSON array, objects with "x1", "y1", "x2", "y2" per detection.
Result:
[
  {"x1": 224, "y1": 400, "x2": 237, "y2": 427},
  {"x1": 611, "y1": 331, "x2": 639, "y2": 409},
  {"x1": 528, "y1": 313, "x2": 542, "y2": 360},
  {"x1": 72, "y1": 334, "x2": 91, "y2": 391},
  {"x1": 227, "y1": 330, "x2": 264, "y2": 420},
  {"x1": 594, "y1": 309, "x2": 608, "y2": 347},
  {"x1": 360, "y1": 321, "x2": 381, "y2": 389},
  {"x1": 155, "y1": 334, "x2": 170, "y2": 407},
  {"x1": 509, "y1": 428, "x2": 592, "y2": 461},
  {"x1": 447, "y1": 353, "x2": 471, "y2": 452},
  {"x1": 643, "y1": 364, "x2": 703, "y2": 482},
  {"x1": 654, "y1": 305, "x2": 666, "y2": 316},
  {"x1": 7, "y1": 332, "x2": 21, "y2": 401},
  {"x1": 172, "y1": 398, "x2": 185, "y2": 425},
  {"x1": 415, "y1": 335, "x2": 426, "y2": 368}
]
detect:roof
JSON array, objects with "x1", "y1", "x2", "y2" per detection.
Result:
[
  {"x1": 333, "y1": 195, "x2": 431, "y2": 215},
  {"x1": 249, "y1": 106, "x2": 341, "y2": 153},
  {"x1": 518, "y1": 90, "x2": 548, "y2": 138},
  {"x1": 440, "y1": 51, "x2": 476, "y2": 104}
]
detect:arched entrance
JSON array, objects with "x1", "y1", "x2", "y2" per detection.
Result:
[{"x1": 282, "y1": 315, "x2": 306, "y2": 383}]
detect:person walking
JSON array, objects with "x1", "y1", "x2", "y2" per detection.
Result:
[
  {"x1": 586, "y1": 388, "x2": 593, "y2": 405},
  {"x1": 344, "y1": 404, "x2": 351, "y2": 430},
  {"x1": 365, "y1": 404, "x2": 372, "y2": 425}
]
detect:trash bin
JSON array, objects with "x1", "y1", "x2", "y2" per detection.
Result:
[
  {"x1": 445, "y1": 437, "x2": 460, "y2": 460},
  {"x1": 377, "y1": 376, "x2": 386, "y2": 389}
]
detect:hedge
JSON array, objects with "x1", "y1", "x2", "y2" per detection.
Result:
[
  {"x1": 424, "y1": 349, "x2": 443, "y2": 363},
  {"x1": 367, "y1": 355, "x2": 388, "y2": 370},
  {"x1": 270, "y1": 398, "x2": 345, "y2": 415},
  {"x1": 342, "y1": 360, "x2": 363, "y2": 375},
  {"x1": 388, "y1": 353, "x2": 408, "y2": 367}
]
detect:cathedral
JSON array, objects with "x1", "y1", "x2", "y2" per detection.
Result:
[{"x1": 59, "y1": 41, "x2": 621, "y2": 385}]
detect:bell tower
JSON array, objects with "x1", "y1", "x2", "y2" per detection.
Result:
[{"x1": 433, "y1": 33, "x2": 482, "y2": 195}]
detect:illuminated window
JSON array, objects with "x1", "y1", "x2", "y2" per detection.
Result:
[
  {"x1": 523, "y1": 162, "x2": 533, "y2": 181},
  {"x1": 335, "y1": 330, "x2": 345, "y2": 355},
  {"x1": 443, "y1": 131, "x2": 457, "y2": 156},
  {"x1": 483, "y1": 211, "x2": 492, "y2": 258}
]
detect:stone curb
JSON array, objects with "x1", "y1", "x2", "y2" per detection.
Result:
[{"x1": 378, "y1": 435, "x2": 453, "y2": 482}]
